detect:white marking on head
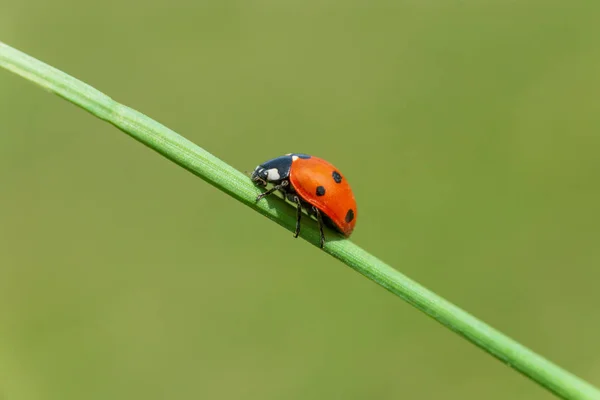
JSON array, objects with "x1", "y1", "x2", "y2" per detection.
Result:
[
  {"x1": 254, "y1": 165, "x2": 260, "y2": 171},
  {"x1": 292, "y1": 155, "x2": 299, "y2": 161},
  {"x1": 266, "y1": 168, "x2": 281, "y2": 181}
]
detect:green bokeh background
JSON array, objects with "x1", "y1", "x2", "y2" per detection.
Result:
[{"x1": 1, "y1": 1, "x2": 599, "y2": 399}]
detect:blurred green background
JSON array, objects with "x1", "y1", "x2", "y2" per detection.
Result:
[{"x1": 1, "y1": 1, "x2": 599, "y2": 399}]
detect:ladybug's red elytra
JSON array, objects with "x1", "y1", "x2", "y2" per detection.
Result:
[{"x1": 251, "y1": 153, "x2": 357, "y2": 248}]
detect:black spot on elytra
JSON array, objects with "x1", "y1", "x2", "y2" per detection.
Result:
[
  {"x1": 316, "y1": 186, "x2": 326, "y2": 196},
  {"x1": 332, "y1": 171, "x2": 342, "y2": 183},
  {"x1": 345, "y1": 209, "x2": 355, "y2": 223}
]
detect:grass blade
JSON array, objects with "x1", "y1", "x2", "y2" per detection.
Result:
[{"x1": 1, "y1": 41, "x2": 598, "y2": 400}]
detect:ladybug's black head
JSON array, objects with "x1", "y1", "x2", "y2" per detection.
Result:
[
  {"x1": 251, "y1": 155, "x2": 294, "y2": 187},
  {"x1": 251, "y1": 166, "x2": 270, "y2": 187}
]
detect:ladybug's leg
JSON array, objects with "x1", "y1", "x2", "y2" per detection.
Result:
[
  {"x1": 313, "y1": 206, "x2": 325, "y2": 249},
  {"x1": 255, "y1": 180, "x2": 289, "y2": 202},
  {"x1": 292, "y1": 195, "x2": 302, "y2": 238}
]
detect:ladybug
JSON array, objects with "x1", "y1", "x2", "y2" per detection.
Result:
[{"x1": 251, "y1": 153, "x2": 357, "y2": 248}]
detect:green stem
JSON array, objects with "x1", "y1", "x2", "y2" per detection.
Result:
[{"x1": 1, "y1": 41, "x2": 598, "y2": 400}]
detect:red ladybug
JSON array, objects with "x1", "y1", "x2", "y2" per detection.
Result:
[{"x1": 251, "y1": 153, "x2": 357, "y2": 248}]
